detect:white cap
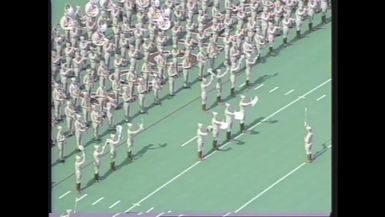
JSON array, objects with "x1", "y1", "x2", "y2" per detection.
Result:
[
  {"x1": 94, "y1": 145, "x2": 100, "y2": 149},
  {"x1": 225, "y1": 103, "x2": 230, "y2": 107},
  {"x1": 240, "y1": 94, "x2": 246, "y2": 99},
  {"x1": 212, "y1": 111, "x2": 218, "y2": 116},
  {"x1": 198, "y1": 123, "x2": 203, "y2": 127},
  {"x1": 306, "y1": 125, "x2": 312, "y2": 130},
  {"x1": 127, "y1": 123, "x2": 132, "y2": 127},
  {"x1": 71, "y1": 77, "x2": 76, "y2": 82},
  {"x1": 75, "y1": 155, "x2": 81, "y2": 161},
  {"x1": 57, "y1": 126, "x2": 62, "y2": 130},
  {"x1": 110, "y1": 134, "x2": 115, "y2": 138}
]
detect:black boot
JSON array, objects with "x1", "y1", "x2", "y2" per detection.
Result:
[
  {"x1": 212, "y1": 140, "x2": 218, "y2": 150},
  {"x1": 240, "y1": 123, "x2": 245, "y2": 132},
  {"x1": 322, "y1": 15, "x2": 326, "y2": 24},
  {"x1": 111, "y1": 162, "x2": 116, "y2": 171},
  {"x1": 296, "y1": 30, "x2": 301, "y2": 38},
  {"x1": 127, "y1": 151, "x2": 132, "y2": 161},
  {"x1": 94, "y1": 173, "x2": 99, "y2": 182},
  {"x1": 216, "y1": 96, "x2": 221, "y2": 103},
  {"x1": 76, "y1": 183, "x2": 81, "y2": 193},
  {"x1": 231, "y1": 88, "x2": 235, "y2": 96},
  {"x1": 202, "y1": 104, "x2": 206, "y2": 111},
  {"x1": 307, "y1": 154, "x2": 312, "y2": 163},
  {"x1": 198, "y1": 151, "x2": 203, "y2": 160},
  {"x1": 226, "y1": 131, "x2": 231, "y2": 140},
  {"x1": 269, "y1": 46, "x2": 273, "y2": 54},
  {"x1": 245, "y1": 80, "x2": 250, "y2": 86},
  {"x1": 309, "y1": 22, "x2": 313, "y2": 31},
  {"x1": 283, "y1": 37, "x2": 288, "y2": 46}
]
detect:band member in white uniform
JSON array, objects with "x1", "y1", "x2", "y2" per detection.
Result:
[
  {"x1": 320, "y1": 0, "x2": 328, "y2": 23},
  {"x1": 211, "y1": 112, "x2": 225, "y2": 150},
  {"x1": 93, "y1": 142, "x2": 108, "y2": 182},
  {"x1": 64, "y1": 100, "x2": 76, "y2": 135},
  {"x1": 126, "y1": 122, "x2": 144, "y2": 161},
  {"x1": 209, "y1": 68, "x2": 228, "y2": 103},
  {"x1": 224, "y1": 103, "x2": 235, "y2": 141},
  {"x1": 201, "y1": 74, "x2": 214, "y2": 111},
  {"x1": 304, "y1": 123, "x2": 314, "y2": 163},
  {"x1": 56, "y1": 126, "x2": 66, "y2": 163},
  {"x1": 307, "y1": 0, "x2": 318, "y2": 30},
  {"x1": 295, "y1": 6, "x2": 307, "y2": 38},
  {"x1": 74, "y1": 114, "x2": 87, "y2": 151},
  {"x1": 197, "y1": 123, "x2": 209, "y2": 160},
  {"x1": 90, "y1": 104, "x2": 102, "y2": 140},
  {"x1": 80, "y1": 92, "x2": 92, "y2": 124},
  {"x1": 239, "y1": 95, "x2": 257, "y2": 132},
  {"x1": 74, "y1": 147, "x2": 86, "y2": 193}
]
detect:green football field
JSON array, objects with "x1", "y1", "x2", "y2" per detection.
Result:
[{"x1": 51, "y1": 0, "x2": 332, "y2": 216}]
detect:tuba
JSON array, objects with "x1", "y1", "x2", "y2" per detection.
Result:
[{"x1": 91, "y1": 31, "x2": 108, "y2": 46}]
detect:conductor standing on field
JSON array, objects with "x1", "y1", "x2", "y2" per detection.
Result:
[{"x1": 304, "y1": 123, "x2": 314, "y2": 163}]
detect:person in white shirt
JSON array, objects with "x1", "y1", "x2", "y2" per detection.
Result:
[
  {"x1": 151, "y1": 74, "x2": 162, "y2": 105},
  {"x1": 295, "y1": 6, "x2": 307, "y2": 38},
  {"x1": 90, "y1": 104, "x2": 102, "y2": 140},
  {"x1": 74, "y1": 114, "x2": 87, "y2": 151},
  {"x1": 224, "y1": 103, "x2": 235, "y2": 141},
  {"x1": 80, "y1": 92, "x2": 91, "y2": 124},
  {"x1": 239, "y1": 95, "x2": 257, "y2": 132},
  {"x1": 74, "y1": 147, "x2": 86, "y2": 193},
  {"x1": 201, "y1": 74, "x2": 214, "y2": 111},
  {"x1": 197, "y1": 123, "x2": 209, "y2": 161},
  {"x1": 93, "y1": 142, "x2": 108, "y2": 182},
  {"x1": 307, "y1": 0, "x2": 318, "y2": 30},
  {"x1": 210, "y1": 68, "x2": 228, "y2": 103},
  {"x1": 282, "y1": 14, "x2": 294, "y2": 46},
  {"x1": 109, "y1": 131, "x2": 122, "y2": 171},
  {"x1": 56, "y1": 126, "x2": 66, "y2": 163},
  {"x1": 267, "y1": 22, "x2": 279, "y2": 56},
  {"x1": 69, "y1": 78, "x2": 81, "y2": 106},
  {"x1": 53, "y1": 83, "x2": 65, "y2": 121},
  {"x1": 211, "y1": 112, "x2": 225, "y2": 150},
  {"x1": 126, "y1": 122, "x2": 144, "y2": 161},
  {"x1": 122, "y1": 85, "x2": 131, "y2": 122},
  {"x1": 64, "y1": 100, "x2": 76, "y2": 135},
  {"x1": 304, "y1": 123, "x2": 314, "y2": 163},
  {"x1": 320, "y1": 0, "x2": 328, "y2": 24}
]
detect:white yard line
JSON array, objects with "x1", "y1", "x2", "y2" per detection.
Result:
[
  {"x1": 284, "y1": 89, "x2": 295, "y2": 95},
  {"x1": 156, "y1": 212, "x2": 165, "y2": 217},
  {"x1": 254, "y1": 84, "x2": 264, "y2": 90},
  {"x1": 58, "y1": 190, "x2": 71, "y2": 199},
  {"x1": 109, "y1": 200, "x2": 121, "y2": 209},
  {"x1": 76, "y1": 194, "x2": 87, "y2": 202},
  {"x1": 316, "y1": 94, "x2": 326, "y2": 101},
  {"x1": 145, "y1": 207, "x2": 154, "y2": 213},
  {"x1": 112, "y1": 212, "x2": 121, "y2": 217},
  {"x1": 223, "y1": 212, "x2": 232, "y2": 217},
  {"x1": 269, "y1": 86, "x2": 279, "y2": 93},
  {"x1": 92, "y1": 197, "x2": 104, "y2": 206},
  {"x1": 180, "y1": 136, "x2": 197, "y2": 147}
]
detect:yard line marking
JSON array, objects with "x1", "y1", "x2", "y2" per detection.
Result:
[
  {"x1": 92, "y1": 197, "x2": 104, "y2": 206},
  {"x1": 137, "y1": 212, "x2": 143, "y2": 215},
  {"x1": 181, "y1": 136, "x2": 197, "y2": 147},
  {"x1": 239, "y1": 82, "x2": 246, "y2": 88},
  {"x1": 316, "y1": 94, "x2": 326, "y2": 101},
  {"x1": 234, "y1": 162, "x2": 307, "y2": 213},
  {"x1": 168, "y1": 210, "x2": 172, "y2": 213},
  {"x1": 223, "y1": 212, "x2": 232, "y2": 217},
  {"x1": 120, "y1": 78, "x2": 331, "y2": 213},
  {"x1": 156, "y1": 212, "x2": 165, "y2": 217},
  {"x1": 284, "y1": 89, "x2": 295, "y2": 95},
  {"x1": 112, "y1": 212, "x2": 121, "y2": 217},
  {"x1": 146, "y1": 207, "x2": 154, "y2": 213},
  {"x1": 109, "y1": 200, "x2": 121, "y2": 209},
  {"x1": 58, "y1": 190, "x2": 71, "y2": 199},
  {"x1": 269, "y1": 86, "x2": 279, "y2": 93},
  {"x1": 254, "y1": 83, "x2": 264, "y2": 90},
  {"x1": 76, "y1": 194, "x2": 87, "y2": 202}
]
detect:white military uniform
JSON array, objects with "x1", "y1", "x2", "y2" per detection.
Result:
[
  {"x1": 90, "y1": 106, "x2": 102, "y2": 140},
  {"x1": 56, "y1": 126, "x2": 66, "y2": 162},
  {"x1": 74, "y1": 150, "x2": 86, "y2": 192},
  {"x1": 239, "y1": 95, "x2": 255, "y2": 131},
  {"x1": 109, "y1": 132, "x2": 121, "y2": 170},
  {"x1": 64, "y1": 101, "x2": 75, "y2": 133},
  {"x1": 304, "y1": 125, "x2": 314, "y2": 162},
  {"x1": 212, "y1": 69, "x2": 228, "y2": 102},
  {"x1": 200, "y1": 75, "x2": 214, "y2": 111},
  {"x1": 93, "y1": 143, "x2": 107, "y2": 182},
  {"x1": 197, "y1": 123, "x2": 208, "y2": 160},
  {"x1": 74, "y1": 115, "x2": 87, "y2": 150},
  {"x1": 224, "y1": 103, "x2": 235, "y2": 140},
  {"x1": 126, "y1": 123, "x2": 144, "y2": 160},
  {"x1": 122, "y1": 85, "x2": 131, "y2": 121},
  {"x1": 211, "y1": 112, "x2": 224, "y2": 149},
  {"x1": 137, "y1": 78, "x2": 147, "y2": 113}
]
